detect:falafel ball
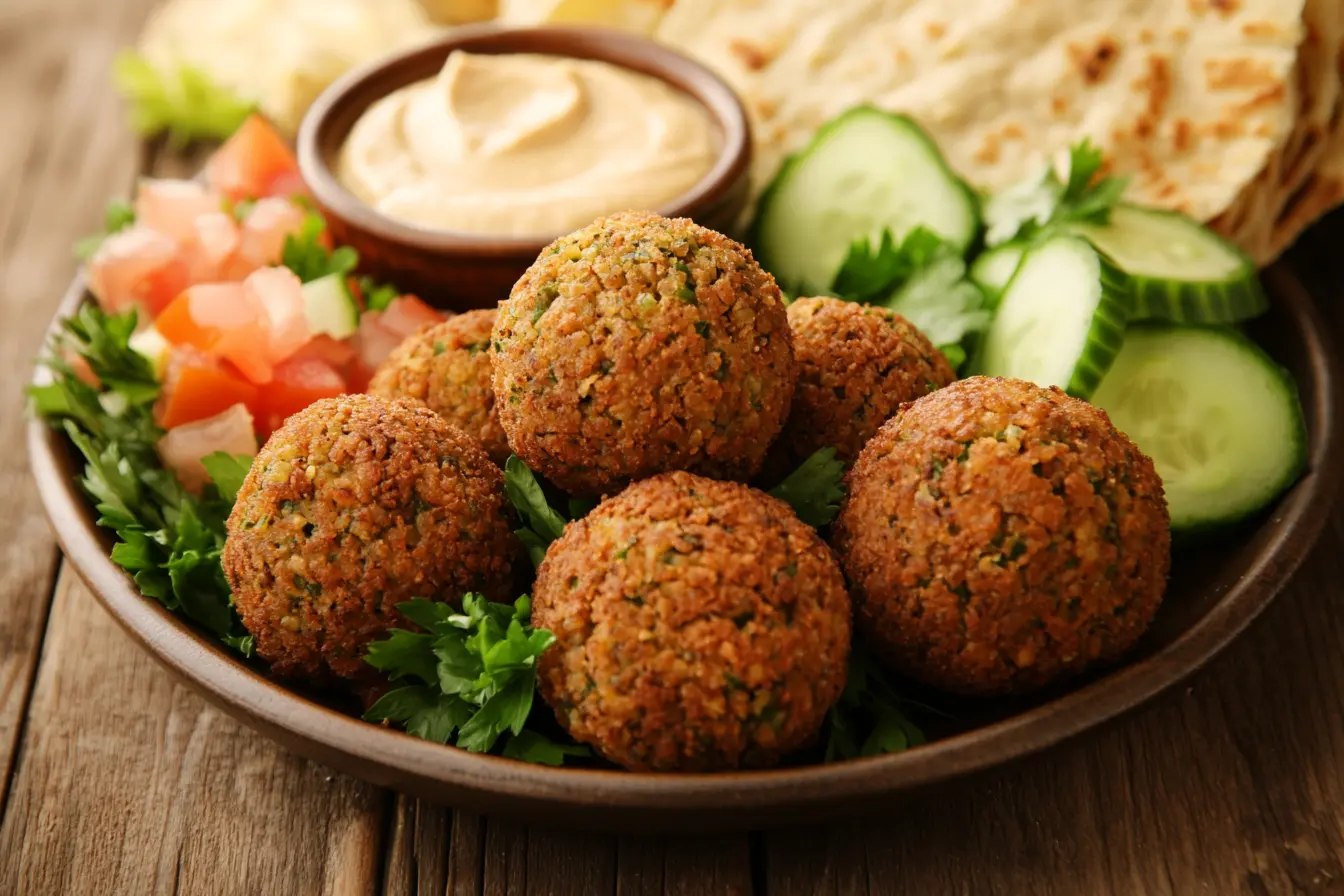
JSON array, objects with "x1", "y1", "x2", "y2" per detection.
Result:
[
  {"x1": 832, "y1": 377, "x2": 1169, "y2": 696},
  {"x1": 533, "y1": 471, "x2": 850, "y2": 771},
  {"x1": 223, "y1": 395, "x2": 517, "y2": 683},
  {"x1": 491, "y1": 211, "x2": 795, "y2": 497},
  {"x1": 368, "y1": 309, "x2": 508, "y2": 465},
  {"x1": 773, "y1": 297, "x2": 956, "y2": 467}
]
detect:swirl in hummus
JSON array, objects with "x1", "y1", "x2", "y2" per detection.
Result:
[{"x1": 338, "y1": 50, "x2": 718, "y2": 236}]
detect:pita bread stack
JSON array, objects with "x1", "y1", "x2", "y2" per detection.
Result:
[{"x1": 506, "y1": 0, "x2": 1344, "y2": 265}]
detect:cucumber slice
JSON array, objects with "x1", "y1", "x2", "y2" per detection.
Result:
[
  {"x1": 1071, "y1": 204, "x2": 1267, "y2": 323},
  {"x1": 302, "y1": 273, "x2": 359, "y2": 339},
  {"x1": 750, "y1": 106, "x2": 979, "y2": 293},
  {"x1": 974, "y1": 235, "x2": 1128, "y2": 398},
  {"x1": 1090, "y1": 325, "x2": 1306, "y2": 532},
  {"x1": 969, "y1": 242, "x2": 1025, "y2": 305}
]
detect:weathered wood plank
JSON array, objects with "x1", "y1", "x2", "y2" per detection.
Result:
[
  {"x1": 616, "y1": 834, "x2": 753, "y2": 895},
  {"x1": 383, "y1": 795, "x2": 453, "y2": 896},
  {"x1": 0, "y1": 570, "x2": 388, "y2": 895},
  {"x1": 0, "y1": 0, "x2": 157, "y2": 814}
]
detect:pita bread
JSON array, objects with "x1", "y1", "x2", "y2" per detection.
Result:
[{"x1": 653, "y1": 0, "x2": 1304, "y2": 227}]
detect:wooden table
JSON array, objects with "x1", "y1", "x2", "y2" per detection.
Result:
[{"x1": 5, "y1": 1, "x2": 1344, "y2": 892}]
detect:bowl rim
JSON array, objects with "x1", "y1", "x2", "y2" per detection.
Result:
[
  {"x1": 28, "y1": 266, "x2": 1341, "y2": 830},
  {"x1": 296, "y1": 23, "x2": 753, "y2": 254}
]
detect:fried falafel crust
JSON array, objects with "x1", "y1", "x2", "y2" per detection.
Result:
[
  {"x1": 832, "y1": 377, "x2": 1170, "y2": 696},
  {"x1": 223, "y1": 395, "x2": 517, "y2": 683},
  {"x1": 492, "y1": 211, "x2": 795, "y2": 498},
  {"x1": 369, "y1": 309, "x2": 509, "y2": 465},
  {"x1": 533, "y1": 472, "x2": 850, "y2": 771},
  {"x1": 776, "y1": 296, "x2": 955, "y2": 466}
]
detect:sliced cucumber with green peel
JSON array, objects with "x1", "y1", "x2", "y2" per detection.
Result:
[
  {"x1": 750, "y1": 105, "x2": 979, "y2": 293},
  {"x1": 1071, "y1": 204, "x2": 1267, "y2": 323},
  {"x1": 969, "y1": 242, "x2": 1025, "y2": 304},
  {"x1": 974, "y1": 235, "x2": 1128, "y2": 398},
  {"x1": 302, "y1": 273, "x2": 359, "y2": 339},
  {"x1": 1090, "y1": 324, "x2": 1305, "y2": 532}
]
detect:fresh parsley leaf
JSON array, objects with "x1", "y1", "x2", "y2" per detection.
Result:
[
  {"x1": 824, "y1": 645, "x2": 926, "y2": 762},
  {"x1": 363, "y1": 594, "x2": 575, "y2": 763},
  {"x1": 769, "y1": 447, "x2": 846, "y2": 528},
  {"x1": 883, "y1": 253, "x2": 992, "y2": 348},
  {"x1": 112, "y1": 51, "x2": 254, "y2": 147},
  {"x1": 75, "y1": 199, "x2": 137, "y2": 260},
  {"x1": 830, "y1": 227, "x2": 989, "y2": 370},
  {"x1": 31, "y1": 305, "x2": 252, "y2": 652},
  {"x1": 984, "y1": 139, "x2": 1129, "y2": 246},
  {"x1": 358, "y1": 277, "x2": 401, "y2": 313},
  {"x1": 281, "y1": 213, "x2": 360, "y2": 283},
  {"x1": 200, "y1": 452, "x2": 253, "y2": 503},
  {"x1": 502, "y1": 731, "x2": 590, "y2": 766},
  {"x1": 566, "y1": 497, "x2": 597, "y2": 521},
  {"x1": 503, "y1": 456, "x2": 571, "y2": 569}
]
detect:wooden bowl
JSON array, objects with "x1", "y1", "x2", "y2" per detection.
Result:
[
  {"x1": 28, "y1": 268, "x2": 1341, "y2": 833},
  {"x1": 296, "y1": 25, "x2": 753, "y2": 312}
]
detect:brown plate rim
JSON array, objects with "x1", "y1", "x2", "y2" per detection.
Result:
[{"x1": 28, "y1": 265, "x2": 1342, "y2": 831}]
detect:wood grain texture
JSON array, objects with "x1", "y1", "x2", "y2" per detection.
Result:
[
  {"x1": 0, "y1": 570, "x2": 387, "y2": 896},
  {"x1": 0, "y1": 0, "x2": 155, "y2": 815}
]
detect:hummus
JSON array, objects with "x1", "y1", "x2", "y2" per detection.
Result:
[{"x1": 338, "y1": 51, "x2": 718, "y2": 235}]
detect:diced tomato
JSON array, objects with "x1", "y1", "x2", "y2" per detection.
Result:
[
  {"x1": 157, "y1": 348, "x2": 261, "y2": 429},
  {"x1": 242, "y1": 266, "x2": 309, "y2": 363},
  {"x1": 379, "y1": 295, "x2": 444, "y2": 339},
  {"x1": 184, "y1": 210, "x2": 242, "y2": 282},
  {"x1": 133, "y1": 179, "x2": 224, "y2": 243},
  {"x1": 257, "y1": 357, "x2": 347, "y2": 435},
  {"x1": 158, "y1": 403, "x2": 258, "y2": 494},
  {"x1": 86, "y1": 226, "x2": 189, "y2": 317},
  {"x1": 238, "y1": 197, "x2": 308, "y2": 269},
  {"x1": 352, "y1": 310, "x2": 405, "y2": 373},
  {"x1": 205, "y1": 114, "x2": 300, "y2": 202},
  {"x1": 266, "y1": 170, "x2": 312, "y2": 202},
  {"x1": 156, "y1": 283, "x2": 274, "y2": 384},
  {"x1": 292, "y1": 334, "x2": 358, "y2": 368}
]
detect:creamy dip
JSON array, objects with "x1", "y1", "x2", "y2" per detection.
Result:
[{"x1": 338, "y1": 50, "x2": 718, "y2": 235}]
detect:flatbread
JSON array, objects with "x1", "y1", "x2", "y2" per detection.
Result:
[
  {"x1": 1214, "y1": 0, "x2": 1344, "y2": 262},
  {"x1": 654, "y1": 0, "x2": 1305, "y2": 228}
]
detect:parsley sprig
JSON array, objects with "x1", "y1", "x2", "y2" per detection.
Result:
[
  {"x1": 824, "y1": 646, "x2": 927, "y2": 761},
  {"x1": 502, "y1": 456, "x2": 596, "y2": 569},
  {"x1": 983, "y1": 139, "x2": 1129, "y2": 247},
  {"x1": 28, "y1": 305, "x2": 255, "y2": 654},
  {"x1": 831, "y1": 227, "x2": 990, "y2": 370},
  {"x1": 281, "y1": 212, "x2": 359, "y2": 283},
  {"x1": 74, "y1": 199, "x2": 137, "y2": 261},
  {"x1": 363, "y1": 594, "x2": 588, "y2": 765},
  {"x1": 113, "y1": 51, "x2": 255, "y2": 147},
  {"x1": 769, "y1": 447, "x2": 846, "y2": 528}
]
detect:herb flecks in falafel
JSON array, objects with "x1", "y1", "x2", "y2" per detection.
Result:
[
  {"x1": 532, "y1": 472, "x2": 851, "y2": 772},
  {"x1": 491, "y1": 211, "x2": 796, "y2": 498},
  {"x1": 222, "y1": 395, "x2": 518, "y2": 684},
  {"x1": 832, "y1": 377, "x2": 1170, "y2": 696}
]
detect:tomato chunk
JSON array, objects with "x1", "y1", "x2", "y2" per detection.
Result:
[
  {"x1": 158, "y1": 403, "x2": 258, "y2": 494},
  {"x1": 258, "y1": 357, "x2": 347, "y2": 435},
  {"x1": 238, "y1": 197, "x2": 308, "y2": 269},
  {"x1": 157, "y1": 350, "x2": 261, "y2": 429},
  {"x1": 205, "y1": 114, "x2": 300, "y2": 202},
  {"x1": 86, "y1": 226, "x2": 189, "y2": 317},
  {"x1": 133, "y1": 179, "x2": 223, "y2": 243},
  {"x1": 291, "y1": 334, "x2": 358, "y2": 368},
  {"x1": 379, "y1": 295, "x2": 444, "y2": 339}
]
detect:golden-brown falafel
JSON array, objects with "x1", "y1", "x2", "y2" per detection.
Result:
[
  {"x1": 832, "y1": 377, "x2": 1170, "y2": 696},
  {"x1": 532, "y1": 471, "x2": 850, "y2": 771},
  {"x1": 369, "y1": 309, "x2": 509, "y2": 465},
  {"x1": 222, "y1": 394, "x2": 517, "y2": 683},
  {"x1": 491, "y1": 211, "x2": 795, "y2": 497},
  {"x1": 772, "y1": 296, "x2": 955, "y2": 467}
]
